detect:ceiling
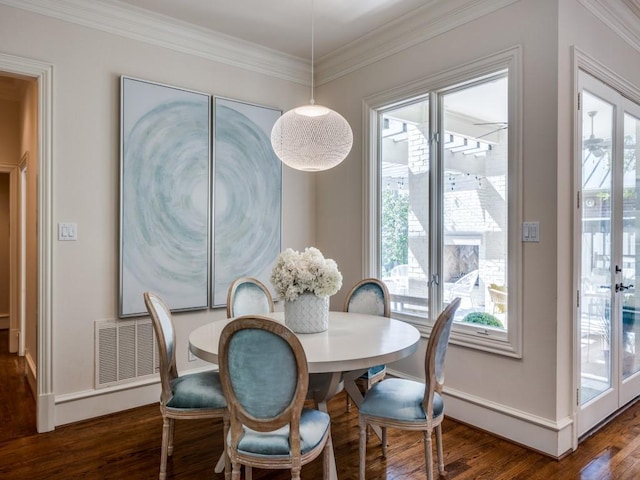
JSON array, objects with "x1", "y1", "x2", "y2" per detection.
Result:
[{"x1": 110, "y1": 0, "x2": 433, "y2": 60}]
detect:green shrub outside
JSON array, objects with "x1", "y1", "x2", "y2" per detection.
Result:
[{"x1": 463, "y1": 311, "x2": 503, "y2": 328}]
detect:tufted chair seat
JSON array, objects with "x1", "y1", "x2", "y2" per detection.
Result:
[
  {"x1": 166, "y1": 371, "x2": 227, "y2": 410},
  {"x1": 235, "y1": 408, "x2": 330, "y2": 457},
  {"x1": 359, "y1": 378, "x2": 444, "y2": 422}
]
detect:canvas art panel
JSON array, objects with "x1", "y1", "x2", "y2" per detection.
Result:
[
  {"x1": 213, "y1": 98, "x2": 282, "y2": 306},
  {"x1": 120, "y1": 76, "x2": 211, "y2": 317}
]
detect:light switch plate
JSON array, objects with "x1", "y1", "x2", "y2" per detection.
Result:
[
  {"x1": 522, "y1": 221, "x2": 539, "y2": 242},
  {"x1": 58, "y1": 222, "x2": 78, "y2": 241}
]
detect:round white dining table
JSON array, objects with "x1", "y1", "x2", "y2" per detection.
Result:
[
  {"x1": 189, "y1": 310, "x2": 421, "y2": 374},
  {"x1": 189, "y1": 310, "x2": 420, "y2": 480}
]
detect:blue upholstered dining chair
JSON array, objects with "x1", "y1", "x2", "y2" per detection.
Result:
[
  {"x1": 357, "y1": 297, "x2": 462, "y2": 480},
  {"x1": 343, "y1": 278, "x2": 390, "y2": 411},
  {"x1": 226, "y1": 277, "x2": 274, "y2": 318},
  {"x1": 218, "y1": 316, "x2": 333, "y2": 480},
  {"x1": 143, "y1": 292, "x2": 229, "y2": 480}
]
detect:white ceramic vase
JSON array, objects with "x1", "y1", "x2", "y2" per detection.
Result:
[{"x1": 284, "y1": 292, "x2": 329, "y2": 333}]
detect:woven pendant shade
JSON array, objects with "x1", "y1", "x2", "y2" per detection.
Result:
[
  {"x1": 271, "y1": 104, "x2": 353, "y2": 171},
  {"x1": 270, "y1": 0, "x2": 352, "y2": 171}
]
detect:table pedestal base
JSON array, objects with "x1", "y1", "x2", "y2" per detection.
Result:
[{"x1": 343, "y1": 369, "x2": 383, "y2": 440}]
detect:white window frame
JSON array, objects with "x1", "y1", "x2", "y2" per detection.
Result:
[{"x1": 363, "y1": 46, "x2": 523, "y2": 357}]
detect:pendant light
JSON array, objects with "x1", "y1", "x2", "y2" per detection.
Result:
[{"x1": 270, "y1": 0, "x2": 353, "y2": 172}]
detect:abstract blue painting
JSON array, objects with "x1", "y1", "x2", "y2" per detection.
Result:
[
  {"x1": 120, "y1": 77, "x2": 210, "y2": 317},
  {"x1": 213, "y1": 98, "x2": 282, "y2": 306}
]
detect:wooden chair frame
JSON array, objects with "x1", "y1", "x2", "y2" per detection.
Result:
[
  {"x1": 226, "y1": 277, "x2": 275, "y2": 318},
  {"x1": 343, "y1": 278, "x2": 391, "y2": 318},
  {"x1": 144, "y1": 292, "x2": 229, "y2": 480},
  {"x1": 358, "y1": 297, "x2": 462, "y2": 480},
  {"x1": 343, "y1": 278, "x2": 390, "y2": 411},
  {"x1": 218, "y1": 316, "x2": 332, "y2": 480}
]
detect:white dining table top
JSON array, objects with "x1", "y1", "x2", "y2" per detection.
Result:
[{"x1": 189, "y1": 311, "x2": 421, "y2": 374}]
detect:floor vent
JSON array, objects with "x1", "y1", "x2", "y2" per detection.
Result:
[{"x1": 95, "y1": 318, "x2": 159, "y2": 389}]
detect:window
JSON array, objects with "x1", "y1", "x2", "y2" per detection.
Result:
[{"x1": 365, "y1": 48, "x2": 522, "y2": 356}]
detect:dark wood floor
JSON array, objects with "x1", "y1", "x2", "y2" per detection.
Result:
[
  {"x1": 2, "y1": 328, "x2": 640, "y2": 479},
  {"x1": 0, "y1": 329, "x2": 37, "y2": 443}
]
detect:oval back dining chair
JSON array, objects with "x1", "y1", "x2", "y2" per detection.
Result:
[
  {"x1": 143, "y1": 292, "x2": 229, "y2": 480},
  {"x1": 343, "y1": 278, "x2": 390, "y2": 410},
  {"x1": 226, "y1": 277, "x2": 274, "y2": 318},
  {"x1": 358, "y1": 297, "x2": 462, "y2": 480},
  {"x1": 218, "y1": 316, "x2": 333, "y2": 480}
]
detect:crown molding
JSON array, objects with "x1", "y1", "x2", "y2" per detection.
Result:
[
  {"x1": 315, "y1": 0, "x2": 521, "y2": 85},
  {"x1": 1, "y1": 0, "x2": 533, "y2": 87},
  {"x1": 0, "y1": 0, "x2": 310, "y2": 85},
  {"x1": 577, "y1": 0, "x2": 640, "y2": 54},
  {"x1": 623, "y1": 0, "x2": 640, "y2": 17}
]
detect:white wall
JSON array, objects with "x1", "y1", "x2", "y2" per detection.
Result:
[
  {"x1": 0, "y1": 98, "x2": 20, "y2": 320},
  {"x1": 0, "y1": 4, "x2": 316, "y2": 424},
  {"x1": 0, "y1": 98, "x2": 20, "y2": 164},
  {"x1": 0, "y1": 173, "x2": 9, "y2": 320},
  {"x1": 18, "y1": 79, "x2": 38, "y2": 387},
  {"x1": 315, "y1": 0, "x2": 638, "y2": 456},
  {"x1": 318, "y1": 0, "x2": 559, "y2": 412}
]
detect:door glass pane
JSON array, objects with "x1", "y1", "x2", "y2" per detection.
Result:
[
  {"x1": 623, "y1": 112, "x2": 640, "y2": 379},
  {"x1": 442, "y1": 74, "x2": 508, "y2": 330},
  {"x1": 580, "y1": 91, "x2": 614, "y2": 404},
  {"x1": 380, "y1": 101, "x2": 431, "y2": 318}
]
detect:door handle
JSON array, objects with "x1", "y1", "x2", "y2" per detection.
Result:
[{"x1": 615, "y1": 283, "x2": 634, "y2": 292}]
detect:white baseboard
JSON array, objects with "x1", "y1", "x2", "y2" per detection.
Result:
[
  {"x1": 9, "y1": 328, "x2": 19, "y2": 352},
  {"x1": 25, "y1": 349, "x2": 37, "y2": 398},
  {"x1": 55, "y1": 381, "x2": 160, "y2": 426},
  {"x1": 37, "y1": 392, "x2": 55, "y2": 433},
  {"x1": 387, "y1": 368, "x2": 574, "y2": 458},
  {"x1": 53, "y1": 364, "x2": 574, "y2": 457},
  {"x1": 54, "y1": 364, "x2": 216, "y2": 426},
  {"x1": 443, "y1": 387, "x2": 574, "y2": 458},
  {"x1": 22, "y1": 348, "x2": 56, "y2": 433}
]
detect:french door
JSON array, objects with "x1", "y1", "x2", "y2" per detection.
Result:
[{"x1": 578, "y1": 71, "x2": 640, "y2": 436}]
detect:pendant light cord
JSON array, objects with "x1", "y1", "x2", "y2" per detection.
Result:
[{"x1": 310, "y1": 0, "x2": 315, "y2": 105}]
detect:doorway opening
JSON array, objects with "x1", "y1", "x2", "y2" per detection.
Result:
[
  {"x1": 0, "y1": 51, "x2": 54, "y2": 433},
  {"x1": 576, "y1": 67, "x2": 640, "y2": 439},
  {"x1": 0, "y1": 78, "x2": 36, "y2": 441}
]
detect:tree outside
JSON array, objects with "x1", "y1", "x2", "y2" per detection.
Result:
[{"x1": 381, "y1": 188, "x2": 409, "y2": 275}]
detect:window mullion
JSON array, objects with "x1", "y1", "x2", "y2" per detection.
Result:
[{"x1": 431, "y1": 90, "x2": 444, "y2": 325}]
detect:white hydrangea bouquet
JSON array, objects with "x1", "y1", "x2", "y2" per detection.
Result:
[{"x1": 271, "y1": 247, "x2": 343, "y2": 302}]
